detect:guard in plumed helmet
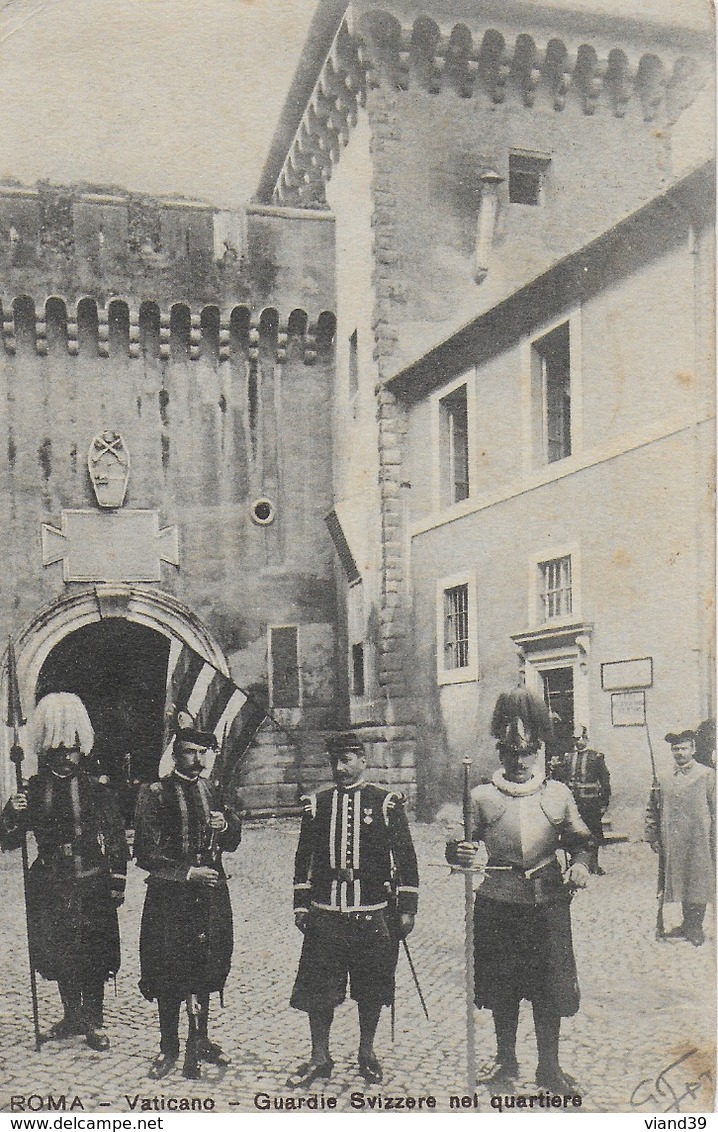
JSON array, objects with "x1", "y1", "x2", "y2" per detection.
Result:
[
  {"x1": 447, "y1": 690, "x2": 593, "y2": 1093},
  {"x1": 134, "y1": 714, "x2": 241, "y2": 1081},
  {"x1": 286, "y1": 731, "x2": 419, "y2": 1090},
  {"x1": 0, "y1": 693, "x2": 128, "y2": 1052}
]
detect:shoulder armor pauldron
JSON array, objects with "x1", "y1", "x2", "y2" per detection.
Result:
[{"x1": 540, "y1": 780, "x2": 570, "y2": 826}]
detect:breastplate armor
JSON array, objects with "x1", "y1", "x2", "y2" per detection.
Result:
[{"x1": 472, "y1": 772, "x2": 586, "y2": 904}]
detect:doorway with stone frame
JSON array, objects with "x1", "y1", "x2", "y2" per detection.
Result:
[
  {"x1": 0, "y1": 585, "x2": 231, "y2": 808},
  {"x1": 36, "y1": 620, "x2": 169, "y2": 824}
]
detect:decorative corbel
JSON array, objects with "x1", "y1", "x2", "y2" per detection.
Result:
[
  {"x1": 474, "y1": 169, "x2": 504, "y2": 285},
  {"x1": 98, "y1": 307, "x2": 110, "y2": 358},
  {"x1": 128, "y1": 308, "x2": 140, "y2": 359},
  {"x1": 66, "y1": 304, "x2": 78, "y2": 357},
  {"x1": 159, "y1": 310, "x2": 171, "y2": 360},
  {"x1": 2, "y1": 305, "x2": 15, "y2": 355},
  {"x1": 35, "y1": 314, "x2": 48, "y2": 357}
]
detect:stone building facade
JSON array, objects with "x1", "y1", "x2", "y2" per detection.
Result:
[
  {"x1": 257, "y1": 0, "x2": 714, "y2": 821},
  {"x1": 0, "y1": 183, "x2": 342, "y2": 813}
]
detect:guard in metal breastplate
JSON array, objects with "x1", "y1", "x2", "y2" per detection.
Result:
[
  {"x1": 448, "y1": 690, "x2": 594, "y2": 1093},
  {"x1": 286, "y1": 731, "x2": 419, "y2": 1090}
]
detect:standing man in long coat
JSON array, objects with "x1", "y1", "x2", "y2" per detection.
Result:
[
  {"x1": 646, "y1": 730, "x2": 715, "y2": 946},
  {"x1": 134, "y1": 720, "x2": 242, "y2": 1080},
  {"x1": 449, "y1": 691, "x2": 593, "y2": 1093},
  {"x1": 0, "y1": 693, "x2": 128, "y2": 1051}
]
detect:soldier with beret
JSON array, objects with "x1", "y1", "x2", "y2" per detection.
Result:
[
  {"x1": 449, "y1": 691, "x2": 593, "y2": 1093},
  {"x1": 286, "y1": 732, "x2": 419, "y2": 1089},
  {"x1": 646, "y1": 729, "x2": 715, "y2": 946},
  {"x1": 134, "y1": 718, "x2": 242, "y2": 1080},
  {"x1": 0, "y1": 693, "x2": 128, "y2": 1052}
]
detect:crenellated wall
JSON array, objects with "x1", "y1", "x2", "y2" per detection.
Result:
[{"x1": 0, "y1": 183, "x2": 342, "y2": 813}]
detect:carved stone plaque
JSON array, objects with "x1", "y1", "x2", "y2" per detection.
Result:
[{"x1": 41, "y1": 510, "x2": 179, "y2": 582}]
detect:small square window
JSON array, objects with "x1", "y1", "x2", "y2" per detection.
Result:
[
  {"x1": 539, "y1": 556, "x2": 573, "y2": 621},
  {"x1": 509, "y1": 152, "x2": 550, "y2": 206}
]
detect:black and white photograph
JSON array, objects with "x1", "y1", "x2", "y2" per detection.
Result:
[{"x1": 0, "y1": 0, "x2": 713, "y2": 1119}]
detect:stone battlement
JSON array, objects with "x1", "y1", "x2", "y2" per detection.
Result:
[{"x1": 0, "y1": 183, "x2": 337, "y2": 324}]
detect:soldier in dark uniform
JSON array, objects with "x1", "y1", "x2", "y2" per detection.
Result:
[
  {"x1": 549, "y1": 725, "x2": 611, "y2": 874},
  {"x1": 286, "y1": 732, "x2": 419, "y2": 1089},
  {"x1": 450, "y1": 691, "x2": 593, "y2": 1093},
  {"x1": 134, "y1": 721, "x2": 242, "y2": 1081},
  {"x1": 0, "y1": 693, "x2": 128, "y2": 1052}
]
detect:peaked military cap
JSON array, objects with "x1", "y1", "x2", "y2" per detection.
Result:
[{"x1": 326, "y1": 731, "x2": 365, "y2": 756}]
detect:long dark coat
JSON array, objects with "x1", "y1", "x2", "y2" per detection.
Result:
[
  {"x1": 0, "y1": 769, "x2": 128, "y2": 984},
  {"x1": 134, "y1": 774, "x2": 241, "y2": 1002},
  {"x1": 646, "y1": 762, "x2": 715, "y2": 904}
]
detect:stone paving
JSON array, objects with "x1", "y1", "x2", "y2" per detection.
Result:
[{"x1": 0, "y1": 820, "x2": 713, "y2": 1115}]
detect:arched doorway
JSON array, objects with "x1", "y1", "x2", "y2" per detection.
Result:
[
  {"x1": 1, "y1": 585, "x2": 230, "y2": 805},
  {"x1": 36, "y1": 621, "x2": 170, "y2": 822}
]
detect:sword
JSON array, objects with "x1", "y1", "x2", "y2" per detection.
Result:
[
  {"x1": 462, "y1": 756, "x2": 477, "y2": 1091},
  {"x1": 401, "y1": 936, "x2": 429, "y2": 1020}
]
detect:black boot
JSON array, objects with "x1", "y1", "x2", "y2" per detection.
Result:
[
  {"x1": 479, "y1": 1002, "x2": 520, "y2": 1088},
  {"x1": 683, "y1": 904, "x2": 706, "y2": 946},
  {"x1": 533, "y1": 1001, "x2": 578, "y2": 1093},
  {"x1": 48, "y1": 981, "x2": 83, "y2": 1040},
  {"x1": 83, "y1": 979, "x2": 109, "y2": 1051}
]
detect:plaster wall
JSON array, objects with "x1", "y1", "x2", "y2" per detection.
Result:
[
  {"x1": 367, "y1": 84, "x2": 673, "y2": 372},
  {"x1": 409, "y1": 424, "x2": 710, "y2": 833}
]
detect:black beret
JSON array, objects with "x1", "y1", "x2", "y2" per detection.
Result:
[{"x1": 664, "y1": 730, "x2": 696, "y2": 745}]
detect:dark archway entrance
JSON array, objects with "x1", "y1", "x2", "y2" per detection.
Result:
[{"x1": 37, "y1": 620, "x2": 170, "y2": 822}]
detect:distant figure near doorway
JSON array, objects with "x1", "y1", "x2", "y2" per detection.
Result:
[{"x1": 549, "y1": 726, "x2": 611, "y2": 875}]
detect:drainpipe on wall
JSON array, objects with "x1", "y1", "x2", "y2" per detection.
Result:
[{"x1": 474, "y1": 169, "x2": 504, "y2": 285}]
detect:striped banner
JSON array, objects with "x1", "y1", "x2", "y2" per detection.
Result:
[{"x1": 158, "y1": 640, "x2": 267, "y2": 779}]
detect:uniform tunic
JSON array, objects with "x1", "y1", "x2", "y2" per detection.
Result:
[
  {"x1": 550, "y1": 748, "x2": 610, "y2": 844},
  {"x1": 290, "y1": 782, "x2": 419, "y2": 1011},
  {"x1": 645, "y1": 761, "x2": 715, "y2": 904},
  {"x1": 134, "y1": 773, "x2": 241, "y2": 1002},
  {"x1": 0, "y1": 769, "x2": 128, "y2": 985},
  {"x1": 460, "y1": 768, "x2": 592, "y2": 1016}
]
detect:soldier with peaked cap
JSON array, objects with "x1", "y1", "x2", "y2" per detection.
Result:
[
  {"x1": 549, "y1": 724, "x2": 611, "y2": 874},
  {"x1": 0, "y1": 693, "x2": 128, "y2": 1052},
  {"x1": 645, "y1": 730, "x2": 715, "y2": 946},
  {"x1": 286, "y1": 731, "x2": 419, "y2": 1089},
  {"x1": 448, "y1": 690, "x2": 593, "y2": 1093},
  {"x1": 134, "y1": 716, "x2": 241, "y2": 1081}
]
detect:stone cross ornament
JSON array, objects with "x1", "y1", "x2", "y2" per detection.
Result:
[{"x1": 88, "y1": 430, "x2": 130, "y2": 509}]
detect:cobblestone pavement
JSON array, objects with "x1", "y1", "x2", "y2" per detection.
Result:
[{"x1": 0, "y1": 821, "x2": 713, "y2": 1115}]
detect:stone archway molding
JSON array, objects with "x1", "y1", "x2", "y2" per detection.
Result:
[{"x1": 1, "y1": 584, "x2": 230, "y2": 800}]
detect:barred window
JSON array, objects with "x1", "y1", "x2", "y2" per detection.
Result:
[
  {"x1": 444, "y1": 583, "x2": 470, "y2": 669},
  {"x1": 539, "y1": 556, "x2": 573, "y2": 620}
]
